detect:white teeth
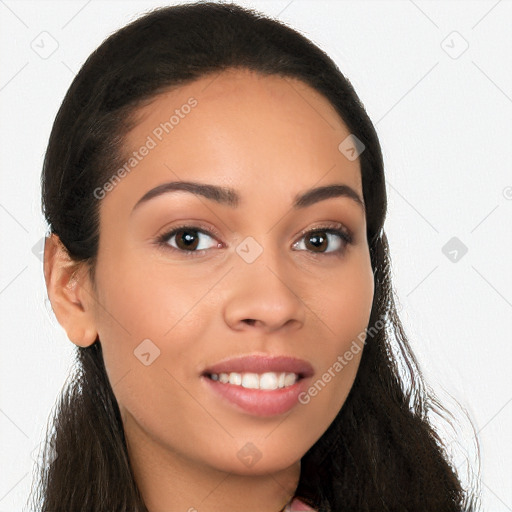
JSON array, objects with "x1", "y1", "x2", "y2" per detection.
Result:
[
  {"x1": 259, "y1": 372, "x2": 278, "y2": 390},
  {"x1": 284, "y1": 372, "x2": 297, "y2": 387},
  {"x1": 241, "y1": 373, "x2": 259, "y2": 389},
  {"x1": 229, "y1": 372, "x2": 242, "y2": 386},
  {"x1": 209, "y1": 371, "x2": 299, "y2": 389}
]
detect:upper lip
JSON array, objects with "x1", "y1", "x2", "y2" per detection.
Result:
[{"x1": 201, "y1": 354, "x2": 314, "y2": 378}]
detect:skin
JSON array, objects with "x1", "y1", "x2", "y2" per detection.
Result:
[{"x1": 44, "y1": 68, "x2": 375, "y2": 512}]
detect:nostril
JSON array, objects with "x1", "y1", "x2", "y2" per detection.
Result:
[{"x1": 244, "y1": 319, "x2": 256, "y2": 326}]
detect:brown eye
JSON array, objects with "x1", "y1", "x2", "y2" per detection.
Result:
[
  {"x1": 158, "y1": 226, "x2": 219, "y2": 253},
  {"x1": 174, "y1": 228, "x2": 200, "y2": 250},
  {"x1": 304, "y1": 231, "x2": 329, "y2": 252},
  {"x1": 292, "y1": 227, "x2": 352, "y2": 256}
]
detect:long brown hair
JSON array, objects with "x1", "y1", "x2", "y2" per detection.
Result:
[{"x1": 30, "y1": 2, "x2": 480, "y2": 510}]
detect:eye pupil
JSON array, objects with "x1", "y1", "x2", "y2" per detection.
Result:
[
  {"x1": 306, "y1": 231, "x2": 328, "y2": 252},
  {"x1": 176, "y1": 229, "x2": 199, "y2": 250}
]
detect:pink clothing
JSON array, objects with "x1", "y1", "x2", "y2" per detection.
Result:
[{"x1": 283, "y1": 497, "x2": 317, "y2": 511}]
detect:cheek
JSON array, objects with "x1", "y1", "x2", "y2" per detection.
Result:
[
  {"x1": 94, "y1": 248, "x2": 203, "y2": 346},
  {"x1": 316, "y1": 250, "x2": 375, "y2": 343},
  {"x1": 91, "y1": 250, "x2": 212, "y2": 405},
  {"x1": 306, "y1": 252, "x2": 374, "y2": 407},
  {"x1": 89, "y1": 255, "x2": 177, "y2": 397}
]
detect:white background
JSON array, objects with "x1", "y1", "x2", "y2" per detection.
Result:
[{"x1": 0, "y1": 0, "x2": 511, "y2": 510}]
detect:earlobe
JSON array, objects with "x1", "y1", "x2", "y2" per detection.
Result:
[{"x1": 43, "y1": 233, "x2": 98, "y2": 348}]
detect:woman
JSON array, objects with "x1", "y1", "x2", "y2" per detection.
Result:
[{"x1": 31, "y1": 2, "x2": 479, "y2": 511}]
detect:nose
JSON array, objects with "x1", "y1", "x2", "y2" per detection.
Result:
[{"x1": 223, "y1": 258, "x2": 306, "y2": 334}]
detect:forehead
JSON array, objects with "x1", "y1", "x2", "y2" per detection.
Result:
[{"x1": 113, "y1": 68, "x2": 362, "y2": 210}]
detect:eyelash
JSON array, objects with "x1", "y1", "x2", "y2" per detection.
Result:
[{"x1": 154, "y1": 222, "x2": 353, "y2": 259}]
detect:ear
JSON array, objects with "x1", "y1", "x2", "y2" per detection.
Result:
[{"x1": 43, "y1": 233, "x2": 98, "y2": 347}]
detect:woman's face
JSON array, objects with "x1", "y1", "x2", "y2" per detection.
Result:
[{"x1": 83, "y1": 69, "x2": 374, "y2": 476}]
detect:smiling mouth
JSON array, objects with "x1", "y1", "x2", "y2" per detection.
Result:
[
  {"x1": 204, "y1": 371, "x2": 304, "y2": 390},
  {"x1": 201, "y1": 370, "x2": 310, "y2": 417}
]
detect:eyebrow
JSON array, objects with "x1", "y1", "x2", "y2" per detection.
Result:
[{"x1": 131, "y1": 180, "x2": 365, "y2": 214}]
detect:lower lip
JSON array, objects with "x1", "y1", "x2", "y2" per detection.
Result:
[{"x1": 201, "y1": 375, "x2": 309, "y2": 417}]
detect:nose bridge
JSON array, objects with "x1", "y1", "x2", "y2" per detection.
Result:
[
  {"x1": 223, "y1": 233, "x2": 306, "y2": 331},
  {"x1": 235, "y1": 230, "x2": 289, "y2": 285}
]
